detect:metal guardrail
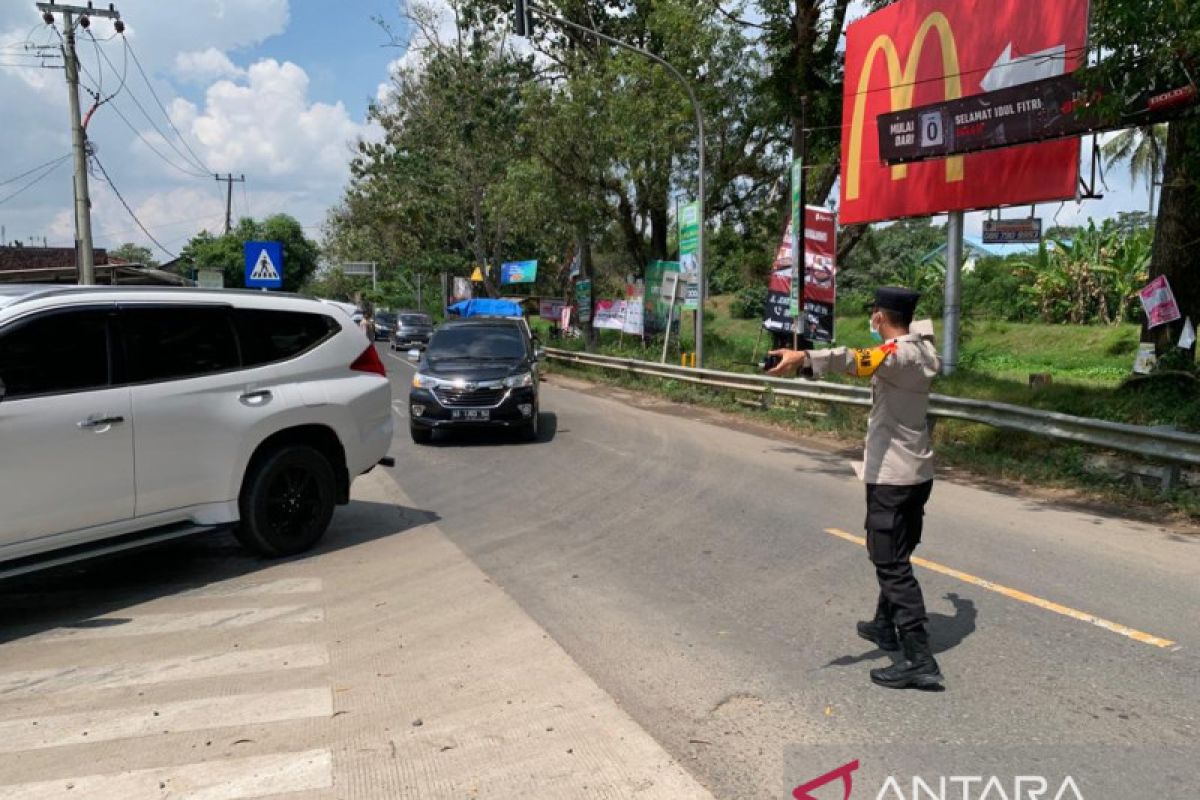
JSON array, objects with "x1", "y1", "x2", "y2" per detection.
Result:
[{"x1": 545, "y1": 347, "x2": 1200, "y2": 467}]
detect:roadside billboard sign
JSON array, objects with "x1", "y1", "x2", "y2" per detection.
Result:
[
  {"x1": 575, "y1": 279, "x2": 592, "y2": 323},
  {"x1": 839, "y1": 0, "x2": 1089, "y2": 225},
  {"x1": 501, "y1": 260, "x2": 538, "y2": 285},
  {"x1": 764, "y1": 207, "x2": 837, "y2": 342},
  {"x1": 982, "y1": 218, "x2": 1042, "y2": 244},
  {"x1": 196, "y1": 269, "x2": 224, "y2": 289}
]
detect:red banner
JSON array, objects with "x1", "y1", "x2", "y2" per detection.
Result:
[
  {"x1": 765, "y1": 207, "x2": 837, "y2": 342},
  {"x1": 839, "y1": 0, "x2": 1089, "y2": 225}
]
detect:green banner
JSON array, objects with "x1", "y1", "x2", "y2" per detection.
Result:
[
  {"x1": 645, "y1": 260, "x2": 680, "y2": 333},
  {"x1": 678, "y1": 201, "x2": 700, "y2": 311},
  {"x1": 575, "y1": 279, "x2": 592, "y2": 323},
  {"x1": 789, "y1": 159, "x2": 803, "y2": 318}
]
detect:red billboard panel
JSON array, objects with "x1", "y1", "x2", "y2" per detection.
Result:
[
  {"x1": 764, "y1": 207, "x2": 838, "y2": 342},
  {"x1": 839, "y1": 0, "x2": 1089, "y2": 225}
]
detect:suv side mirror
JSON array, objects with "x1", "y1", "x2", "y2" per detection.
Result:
[{"x1": 534, "y1": 347, "x2": 546, "y2": 362}]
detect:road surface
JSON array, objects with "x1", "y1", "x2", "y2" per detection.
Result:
[{"x1": 0, "y1": 344, "x2": 1196, "y2": 799}]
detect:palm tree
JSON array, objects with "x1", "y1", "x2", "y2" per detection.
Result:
[{"x1": 1101, "y1": 124, "x2": 1168, "y2": 215}]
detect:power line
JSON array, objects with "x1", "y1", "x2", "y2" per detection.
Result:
[
  {"x1": 82, "y1": 43, "x2": 209, "y2": 177},
  {"x1": 0, "y1": 154, "x2": 72, "y2": 187},
  {"x1": 90, "y1": 154, "x2": 178, "y2": 260},
  {"x1": 123, "y1": 36, "x2": 213, "y2": 175},
  {"x1": 0, "y1": 155, "x2": 70, "y2": 206}
]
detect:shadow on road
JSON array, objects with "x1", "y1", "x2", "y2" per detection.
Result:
[
  {"x1": 822, "y1": 592, "x2": 978, "y2": 668},
  {"x1": 0, "y1": 498, "x2": 439, "y2": 645},
  {"x1": 425, "y1": 412, "x2": 559, "y2": 448}
]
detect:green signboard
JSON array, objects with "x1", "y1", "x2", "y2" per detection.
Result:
[
  {"x1": 789, "y1": 158, "x2": 802, "y2": 318},
  {"x1": 575, "y1": 278, "x2": 592, "y2": 323},
  {"x1": 645, "y1": 260, "x2": 681, "y2": 333},
  {"x1": 678, "y1": 201, "x2": 701, "y2": 311}
]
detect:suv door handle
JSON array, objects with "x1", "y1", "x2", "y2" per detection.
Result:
[
  {"x1": 77, "y1": 415, "x2": 125, "y2": 429},
  {"x1": 239, "y1": 389, "x2": 273, "y2": 406}
]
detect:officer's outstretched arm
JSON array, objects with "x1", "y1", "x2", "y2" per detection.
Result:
[{"x1": 808, "y1": 342, "x2": 897, "y2": 380}]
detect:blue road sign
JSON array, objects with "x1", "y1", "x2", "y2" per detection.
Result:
[{"x1": 245, "y1": 241, "x2": 284, "y2": 289}]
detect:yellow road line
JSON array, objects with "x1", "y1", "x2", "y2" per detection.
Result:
[{"x1": 825, "y1": 528, "x2": 1177, "y2": 649}]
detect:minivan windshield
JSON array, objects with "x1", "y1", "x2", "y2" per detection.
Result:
[
  {"x1": 401, "y1": 314, "x2": 431, "y2": 326},
  {"x1": 428, "y1": 325, "x2": 526, "y2": 360}
]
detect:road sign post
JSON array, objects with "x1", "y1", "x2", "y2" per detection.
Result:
[{"x1": 244, "y1": 241, "x2": 284, "y2": 290}]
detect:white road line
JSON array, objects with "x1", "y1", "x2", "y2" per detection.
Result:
[
  {"x1": 0, "y1": 688, "x2": 332, "y2": 753},
  {"x1": 0, "y1": 748, "x2": 333, "y2": 800},
  {"x1": 174, "y1": 578, "x2": 323, "y2": 598},
  {"x1": 28, "y1": 606, "x2": 324, "y2": 642},
  {"x1": 0, "y1": 644, "x2": 329, "y2": 699}
]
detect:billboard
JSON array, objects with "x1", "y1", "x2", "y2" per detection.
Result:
[
  {"x1": 764, "y1": 207, "x2": 838, "y2": 342},
  {"x1": 500, "y1": 260, "x2": 538, "y2": 284},
  {"x1": 839, "y1": 0, "x2": 1089, "y2": 225}
]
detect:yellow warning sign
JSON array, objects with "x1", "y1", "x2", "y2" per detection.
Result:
[{"x1": 470, "y1": 266, "x2": 484, "y2": 282}]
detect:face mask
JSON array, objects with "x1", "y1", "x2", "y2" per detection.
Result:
[{"x1": 869, "y1": 314, "x2": 883, "y2": 343}]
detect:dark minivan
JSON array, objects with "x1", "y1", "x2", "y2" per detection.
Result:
[{"x1": 407, "y1": 317, "x2": 542, "y2": 443}]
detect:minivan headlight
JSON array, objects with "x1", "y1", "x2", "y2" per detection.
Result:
[
  {"x1": 412, "y1": 373, "x2": 444, "y2": 389},
  {"x1": 504, "y1": 371, "x2": 534, "y2": 388}
]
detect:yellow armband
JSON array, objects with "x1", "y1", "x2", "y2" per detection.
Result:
[{"x1": 851, "y1": 342, "x2": 897, "y2": 378}]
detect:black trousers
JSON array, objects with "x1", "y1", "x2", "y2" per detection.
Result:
[{"x1": 864, "y1": 481, "x2": 934, "y2": 635}]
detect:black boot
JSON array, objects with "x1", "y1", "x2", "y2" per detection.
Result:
[
  {"x1": 870, "y1": 630, "x2": 943, "y2": 689},
  {"x1": 857, "y1": 596, "x2": 899, "y2": 651},
  {"x1": 856, "y1": 619, "x2": 899, "y2": 651}
]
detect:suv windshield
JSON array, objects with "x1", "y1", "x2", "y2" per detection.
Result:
[
  {"x1": 400, "y1": 314, "x2": 431, "y2": 326},
  {"x1": 428, "y1": 325, "x2": 526, "y2": 360},
  {"x1": 375, "y1": 313, "x2": 397, "y2": 325}
]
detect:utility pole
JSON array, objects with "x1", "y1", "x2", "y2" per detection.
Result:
[
  {"x1": 214, "y1": 173, "x2": 245, "y2": 234},
  {"x1": 38, "y1": 2, "x2": 122, "y2": 285}
]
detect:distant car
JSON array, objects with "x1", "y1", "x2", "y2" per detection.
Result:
[
  {"x1": 0, "y1": 285, "x2": 394, "y2": 577},
  {"x1": 407, "y1": 317, "x2": 542, "y2": 444},
  {"x1": 391, "y1": 312, "x2": 434, "y2": 350},
  {"x1": 373, "y1": 312, "x2": 398, "y2": 341}
]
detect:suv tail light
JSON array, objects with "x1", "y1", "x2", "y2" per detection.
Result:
[{"x1": 350, "y1": 345, "x2": 387, "y2": 377}]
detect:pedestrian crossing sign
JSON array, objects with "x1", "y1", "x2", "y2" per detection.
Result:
[{"x1": 244, "y1": 241, "x2": 284, "y2": 289}]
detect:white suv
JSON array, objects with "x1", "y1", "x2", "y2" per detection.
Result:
[{"x1": 0, "y1": 285, "x2": 393, "y2": 576}]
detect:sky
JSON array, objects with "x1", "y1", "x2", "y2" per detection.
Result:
[
  {"x1": 0, "y1": 0, "x2": 400, "y2": 258},
  {"x1": 0, "y1": 0, "x2": 1154, "y2": 262}
]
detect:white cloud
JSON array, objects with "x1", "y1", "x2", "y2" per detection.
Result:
[
  {"x1": 174, "y1": 48, "x2": 246, "y2": 83},
  {"x1": 173, "y1": 59, "x2": 364, "y2": 181}
]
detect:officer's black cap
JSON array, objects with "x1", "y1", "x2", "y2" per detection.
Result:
[{"x1": 873, "y1": 286, "x2": 921, "y2": 318}]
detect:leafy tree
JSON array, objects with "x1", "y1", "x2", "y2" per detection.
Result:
[
  {"x1": 1102, "y1": 125, "x2": 1168, "y2": 214},
  {"x1": 1091, "y1": 0, "x2": 1200, "y2": 356},
  {"x1": 179, "y1": 215, "x2": 319, "y2": 293},
  {"x1": 107, "y1": 242, "x2": 157, "y2": 267}
]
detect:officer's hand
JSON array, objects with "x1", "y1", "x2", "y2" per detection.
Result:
[{"x1": 766, "y1": 348, "x2": 807, "y2": 377}]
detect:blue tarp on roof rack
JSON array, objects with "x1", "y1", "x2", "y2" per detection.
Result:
[{"x1": 446, "y1": 298, "x2": 524, "y2": 318}]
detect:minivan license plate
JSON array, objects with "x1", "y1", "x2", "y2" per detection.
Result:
[{"x1": 453, "y1": 409, "x2": 490, "y2": 421}]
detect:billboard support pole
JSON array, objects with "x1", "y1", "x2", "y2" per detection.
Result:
[{"x1": 943, "y1": 211, "x2": 964, "y2": 376}]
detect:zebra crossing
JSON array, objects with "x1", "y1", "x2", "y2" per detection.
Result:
[{"x1": 0, "y1": 572, "x2": 336, "y2": 800}]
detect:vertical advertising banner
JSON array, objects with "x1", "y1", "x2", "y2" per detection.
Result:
[
  {"x1": 789, "y1": 159, "x2": 803, "y2": 318},
  {"x1": 838, "y1": 0, "x2": 1089, "y2": 224},
  {"x1": 645, "y1": 260, "x2": 681, "y2": 333},
  {"x1": 678, "y1": 203, "x2": 701, "y2": 311},
  {"x1": 763, "y1": 207, "x2": 838, "y2": 342},
  {"x1": 623, "y1": 283, "x2": 646, "y2": 335},
  {"x1": 575, "y1": 279, "x2": 592, "y2": 323}
]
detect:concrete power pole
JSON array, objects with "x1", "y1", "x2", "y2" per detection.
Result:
[
  {"x1": 215, "y1": 174, "x2": 245, "y2": 234},
  {"x1": 38, "y1": 2, "x2": 122, "y2": 285}
]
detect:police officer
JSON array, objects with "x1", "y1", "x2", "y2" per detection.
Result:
[{"x1": 767, "y1": 286, "x2": 943, "y2": 690}]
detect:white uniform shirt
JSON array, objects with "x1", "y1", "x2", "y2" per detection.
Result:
[{"x1": 806, "y1": 332, "x2": 941, "y2": 485}]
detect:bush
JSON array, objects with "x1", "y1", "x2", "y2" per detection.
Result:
[{"x1": 730, "y1": 286, "x2": 766, "y2": 319}]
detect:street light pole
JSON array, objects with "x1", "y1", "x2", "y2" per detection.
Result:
[{"x1": 518, "y1": 3, "x2": 708, "y2": 367}]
